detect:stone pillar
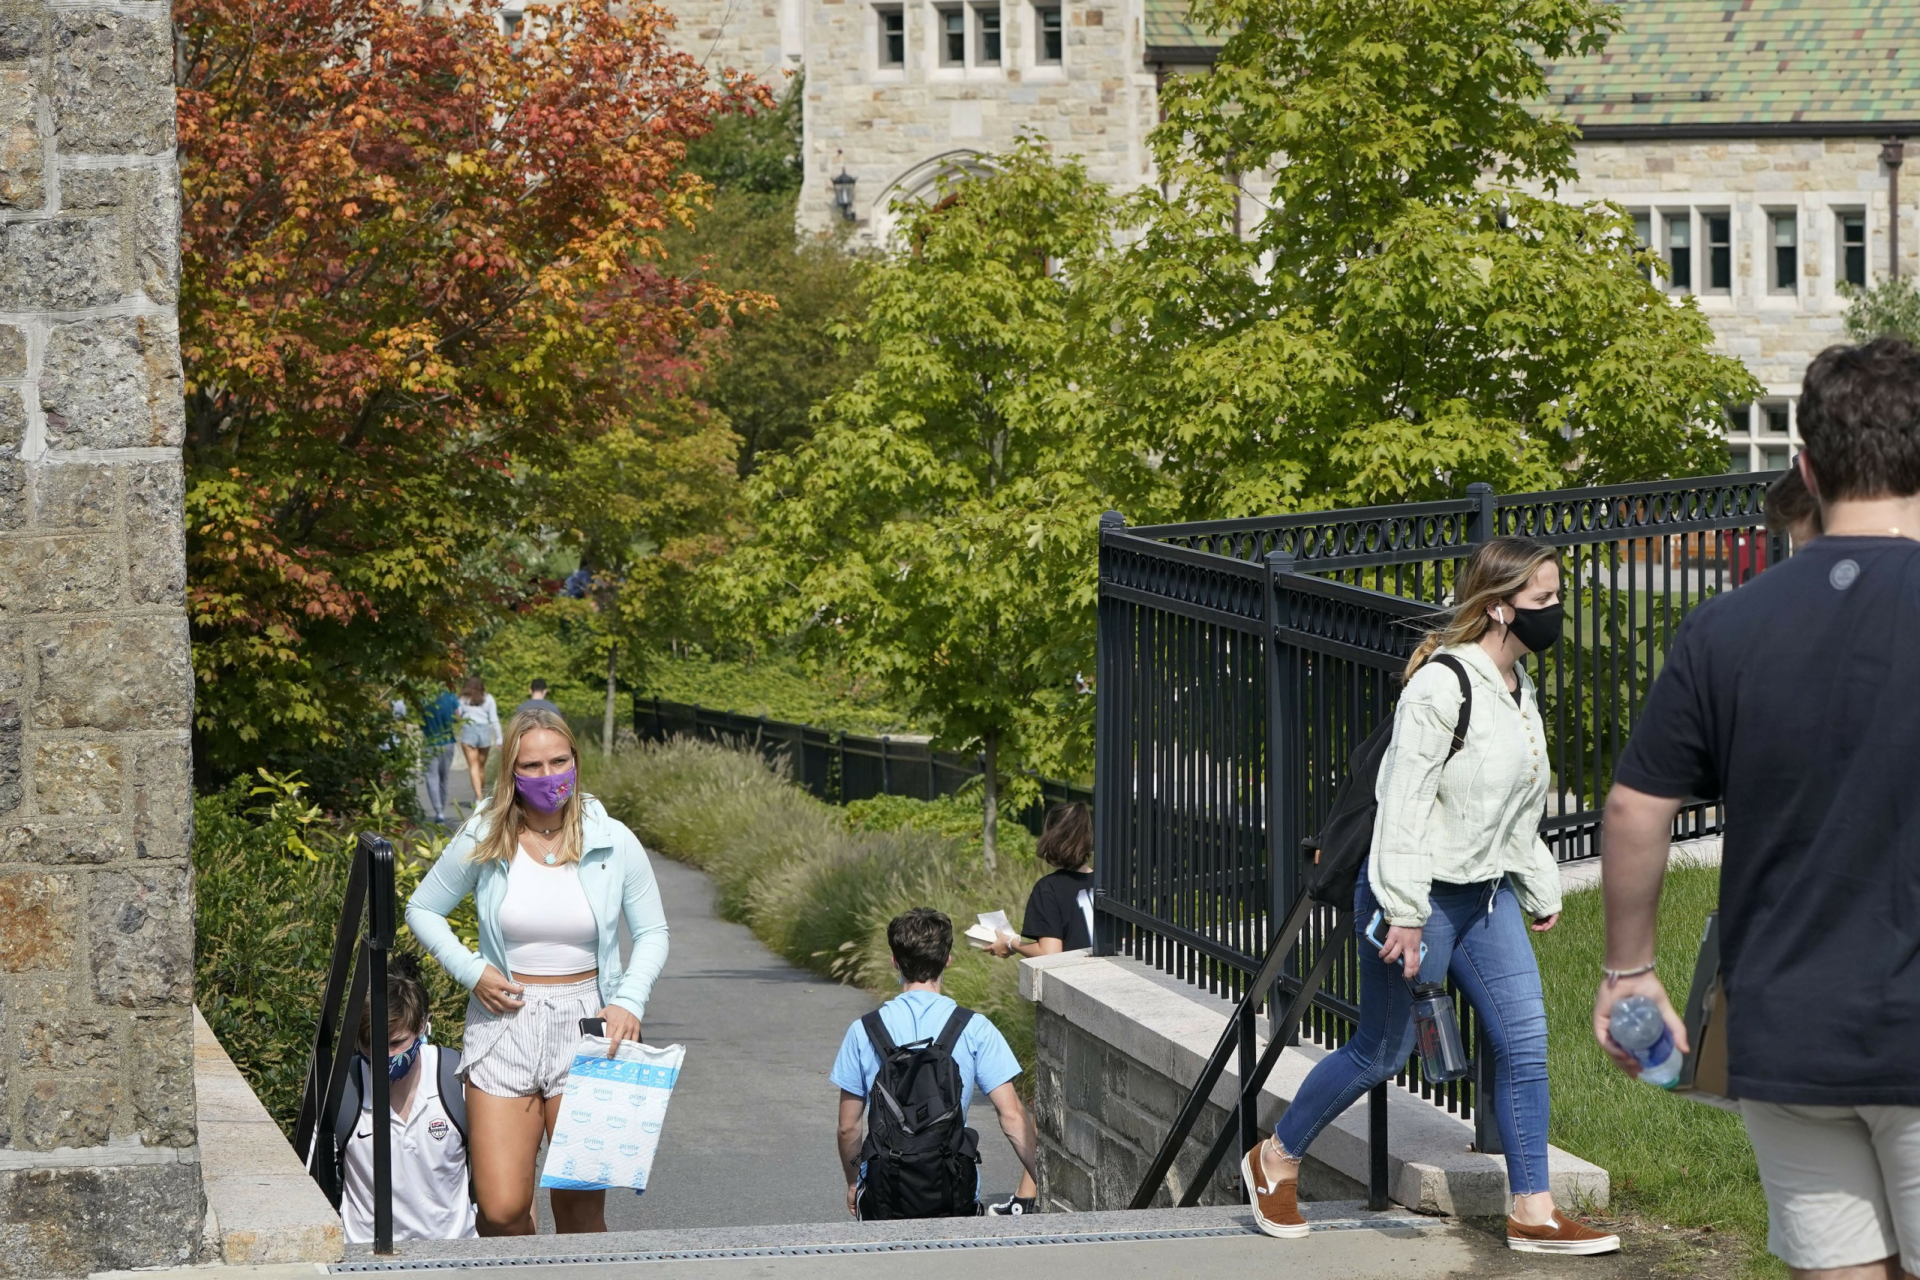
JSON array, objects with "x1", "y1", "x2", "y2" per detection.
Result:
[{"x1": 0, "y1": 2, "x2": 203, "y2": 1274}]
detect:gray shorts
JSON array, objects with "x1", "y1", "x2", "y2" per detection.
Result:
[
  {"x1": 457, "y1": 723, "x2": 493, "y2": 749},
  {"x1": 1743, "y1": 1099, "x2": 1920, "y2": 1272},
  {"x1": 460, "y1": 977, "x2": 600, "y2": 1100}
]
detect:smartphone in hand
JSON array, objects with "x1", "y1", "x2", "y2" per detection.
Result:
[
  {"x1": 579, "y1": 1017, "x2": 606, "y2": 1037},
  {"x1": 1364, "y1": 910, "x2": 1429, "y2": 964}
]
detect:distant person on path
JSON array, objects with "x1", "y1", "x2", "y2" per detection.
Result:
[
  {"x1": 833, "y1": 908, "x2": 1040, "y2": 1220},
  {"x1": 407, "y1": 707, "x2": 670, "y2": 1236},
  {"x1": 325, "y1": 953, "x2": 477, "y2": 1244},
  {"x1": 457, "y1": 677, "x2": 502, "y2": 805},
  {"x1": 1766, "y1": 465, "x2": 1824, "y2": 549},
  {"x1": 1244, "y1": 536, "x2": 1618, "y2": 1255},
  {"x1": 422, "y1": 683, "x2": 461, "y2": 825},
  {"x1": 989, "y1": 802, "x2": 1094, "y2": 957},
  {"x1": 1600, "y1": 338, "x2": 1920, "y2": 1280},
  {"x1": 513, "y1": 679, "x2": 555, "y2": 722}
]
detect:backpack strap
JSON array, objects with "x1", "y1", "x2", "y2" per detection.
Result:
[
  {"x1": 933, "y1": 1007, "x2": 974, "y2": 1054},
  {"x1": 437, "y1": 1047, "x2": 467, "y2": 1149},
  {"x1": 1428, "y1": 654, "x2": 1473, "y2": 760},
  {"x1": 861, "y1": 1010, "x2": 899, "y2": 1059}
]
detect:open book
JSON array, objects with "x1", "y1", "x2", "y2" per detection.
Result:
[{"x1": 963, "y1": 910, "x2": 1019, "y2": 951}]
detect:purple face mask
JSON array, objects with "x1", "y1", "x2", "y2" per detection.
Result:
[{"x1": 514, "y1": 766, "x2": 577, "y2": 814}]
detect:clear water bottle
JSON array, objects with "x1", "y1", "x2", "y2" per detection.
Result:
[
  {"x1": 1410, "y1": 983, "x2": 1470, "y2": 1084},
  {"x1": 1609, "y1": 995, "x2": 1681, "y2": 1088}
]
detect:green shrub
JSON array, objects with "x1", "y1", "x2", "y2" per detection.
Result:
[
  {"x1": 193, "y1": 773, "x2": 470, "y2": 1136},
  {"x1": 588, "y1": 740, "x2": 1045, "y2": 1075},
  {"x1": 641, "y1": 653, "x2": 924, "y2": 735}
]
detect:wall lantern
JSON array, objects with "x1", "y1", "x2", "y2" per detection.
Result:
[{"x1": 831, "y1": 167, "x2": 858, "y2": 222}]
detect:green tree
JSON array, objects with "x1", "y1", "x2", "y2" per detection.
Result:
[
  {"x1": 734, "y1": 142, "x2": 1112, "y2": 866},
  {"x1": 1843, "y1": 277, "x2": 1920, "y2": 345},
  {"x1": 1095, "y1": 0, "x2": 1758, "y2": 519}
]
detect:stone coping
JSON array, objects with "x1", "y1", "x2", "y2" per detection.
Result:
[
  {"x1": 1019, "y1": 952, "x2": 1609, "y2": 1218},
  {"x1": 194, "y1": 1008, "x2": 346, "y2": 1265},
  {"x1": 1559, "y1": 834, "x2": 1722, "y2": 893}
]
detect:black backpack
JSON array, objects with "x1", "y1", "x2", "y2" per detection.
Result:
[
  {"x1": 1301, "y1": 654, "x2": 1473, "y2": 908},
  {"x1": 323, "y1": 1047, "x2": 468, "y2": 1208},
  {"x1": 856, "y1": 1008, "x2": 982, "y2": 1220}
]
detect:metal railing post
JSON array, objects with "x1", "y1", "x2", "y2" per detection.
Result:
[
  {"x1": 1094, "y1": 510, "x2": 1125, "y2": 958},
  {"x1": 1236, "y1": 1002, "x2": 1258, "y2": 1161},
  {"x1": 1263, "y1": 549, "x2": 1297, "y2": 1031},
  {"x1": 362, "y1": 835, "x2": 396, "y2": 1256},
  {"x1": 1467, "y1": 481, "x2": 1498, "y2": 544},
  {"x1": 1368, "y1": 1083, "x2": 1389, "y2": 1209}
]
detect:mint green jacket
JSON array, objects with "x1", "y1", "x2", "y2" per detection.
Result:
[
  {"x1": 1368, "y1": 643, "x2": 1563, "y2": 928},
  {"x1": 404, "y1": 796, "x2": 670, "y2": 1020}
]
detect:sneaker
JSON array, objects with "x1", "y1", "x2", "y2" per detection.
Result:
[
  {"x1": 1506, "y1": 1211, "x2": 1621, "y2": 1254},
  {"x1": 1241, "y1": 1144, "x2": 1309, "y2": 1239},
  {"x1": 984, "y1": 1194, "x2": 1037, "y2": 1216}
]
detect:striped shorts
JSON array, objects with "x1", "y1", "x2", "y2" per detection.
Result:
[{"x1": 460, "y1": 976, "x2": 600, "y2": 1100}]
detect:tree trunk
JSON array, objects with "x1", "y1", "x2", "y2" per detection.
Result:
[
  {"x1": 602, "y1": 644, "x2": 618, "y2": 758},
  {"x1": 981, "y1": 729, "x2": 999, "y2": 873}
]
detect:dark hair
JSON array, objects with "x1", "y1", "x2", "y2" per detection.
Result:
[
  {"x1": 529, "y1": 678, "x2": 548, "y2": 693},
  {"x1": 461, "y1": 675, "x2": 485, "y2": 703},
  {"x1": 1036, "y1": 802, "x2": 1092, "y2": 870},
  {"x1": 1764, "y1": 466, "x2": 1822, "y2": 538},
  {"x1": 1797, "y1": 337, "x2": 1920, "y2": 501},
  {"x1": 357, "y1": 952, "x2": 430, "y2": 1054},
  {"x1": 887, "y1": 907, "x2": 952, "y2": 984}
]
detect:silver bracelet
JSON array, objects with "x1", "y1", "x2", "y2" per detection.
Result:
[{"x1": 1602, "y1": 961, "x2": 1656, "y2": 986}]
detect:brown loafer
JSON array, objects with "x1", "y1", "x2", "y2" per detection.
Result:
[
  {"x1": 1241, "y1": 1145, "x2": 1309, "y2": 1239},
  {"x1": 1507, "y1": 1210, "x2": 1621, "y2": 1254}
]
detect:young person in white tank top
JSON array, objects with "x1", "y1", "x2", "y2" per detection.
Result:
[{"x1": 406, "y1": 707, "x2": 669, "y2": 1238}]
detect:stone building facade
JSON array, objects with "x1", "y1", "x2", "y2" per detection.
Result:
[
  {"x1": 664, "y1": 0, "x2": 1919, "y2": 472},
  {"x1": 0, "y1": 2, "x2": 202, "y2": 1274}
]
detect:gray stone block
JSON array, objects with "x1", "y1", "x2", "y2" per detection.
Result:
[
  {"x1": 0, "y1": 534, "x2": 121, "y2": 616},
  {"x1": 0, "y1": 325, "x2": 23, "y2": 379},
  {"x1": 0, "y1": 458, "x2": 21, "y2": 531},
  {"x1": 0, "y1": 3, "x2": 45, "y2": 62},
  {"x1": 0, "y1": 65, "x2": 38, "y2": 210},
  {"x1": 0, "y1": 216, "x2": 127, "y2": 310},
  {"x1": 31, "y1": 738, "x2": 123, "y2": 815},
  {"x1": 2, "y1": 820, "x2": 128, "y2": 864},
  {"x1": 131, "y1": 733, "x2": 192, "y2": 860},
  {"x1": 40, "y1": 315, "x2": 185, "y2": 450},
  {"x1": 51, "y1": 10, "x2": 175, "y2": 155},
  {"x1": 0, "y1": 626, "x2": 21, "y2": 696},
  {"x1": 88, "y1": 865, "x2": 192, "y2": 1008},
  {"x1": 15, "y1": 986, "x2": 116, "y2": 1069},
  {"x1": 0, "y1": 1160, "x2": 203, "y2": 1276},
  {"x1": 131, "y1": 1011, "x2": 194, "y2": 1146},
  {"x1": 58, "y1": 168, "x2": 123, "y2": 209},
  {"x1": 0, "y1": 387, "x2": 26, "y2": 460},
  {"x1": 133, "y1": 165, "x2": 179, "y2": 304},
  {"x1": 18, "y1": 1073, "x2": 120, "y2": 1150},
  {"x1": 0, "y1": 870, "x2": 75, "y2": 972},
  {"x1": 33, "y1": 616, "x2": 192, "y2": 731},
  {"x1": 127, "y1": 458, "x2": 185, "y2": 606},
  {"x1": 30, "y1": 460, "x2": 114, "y2": 529},
  {"x1": 0, "y1": 696, "x2": 18, "y2": 813}
]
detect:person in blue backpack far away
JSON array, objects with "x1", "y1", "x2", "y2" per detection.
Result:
[
  {"x1": 833, "y1": 908, "x2": 1041, "y2": 1219},
  {"x1": 1245, "y1": 535, "x2": 1619, "y2": 1256},
  {"x1": 408, "y1": 707, "x2": 669, "y2": 1237}
]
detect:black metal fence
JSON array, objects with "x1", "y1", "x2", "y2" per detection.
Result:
[
  {"x1": 1095, "y1": 472, "x2": 1782, "y2": 1136},
  {"x1": 633, "y1": 697, "x2": 1093, "y2": 835}
]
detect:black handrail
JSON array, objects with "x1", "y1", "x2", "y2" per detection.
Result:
[
  {"x1": 292, "y1": 834, "x2": 397, "y2": 1254},
  {"x1": 1129, "y1": 890, "x2": 1376, "y2": 1209}
]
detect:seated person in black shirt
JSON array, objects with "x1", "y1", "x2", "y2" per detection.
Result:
[{"x1": 990, "y1": 803, "x2": 1094, "y2": 958}]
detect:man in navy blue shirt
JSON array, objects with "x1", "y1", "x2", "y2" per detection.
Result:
[{"x1": 1602, "y1": 337, "x2": 1920, "y2": 1279}]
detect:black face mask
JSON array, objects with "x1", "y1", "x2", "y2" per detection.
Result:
[{"x1": 1499, "y1": 603, "x2": 1563, "y2": 653}]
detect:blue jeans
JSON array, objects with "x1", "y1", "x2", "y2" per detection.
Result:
[{"x1": 1272, "y1": 874, "x2": 1552, "y2": 1195}]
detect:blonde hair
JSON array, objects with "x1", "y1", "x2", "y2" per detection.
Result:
[
  {"x1": 1404, "y1": 536, "x2": 1560, "y2": 681},
  {"x1": 468, "y1": 706, "x2": 587, "y2": 865}
]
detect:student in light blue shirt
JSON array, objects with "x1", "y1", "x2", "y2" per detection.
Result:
[{"x1": 831, "y1": 908, "x2": 1040, "y2": 1217}]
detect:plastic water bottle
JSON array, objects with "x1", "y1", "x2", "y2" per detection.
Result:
[
  {"x1": 1410, "y1": 983, "x2": 1471, "y2": 1084},
  {"x1": 1610, "y1": 995, "x2": 1681, "y2": 1088}
]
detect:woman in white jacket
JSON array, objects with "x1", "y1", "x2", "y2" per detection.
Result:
[{"x1": 1243, "y1": 536, "x2": 1617, "y2": 1256}]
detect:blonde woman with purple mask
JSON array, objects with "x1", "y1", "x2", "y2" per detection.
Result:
[{"x1": 407, "y1": 707, "x2": 669, "y2": 1237}]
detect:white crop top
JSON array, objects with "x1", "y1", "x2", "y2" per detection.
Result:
[{"x1": 498, "y1": 849, "x2": 598, "y2": 976}]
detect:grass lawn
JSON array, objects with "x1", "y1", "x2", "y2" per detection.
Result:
[{"x1": 1535, "y1": 864, "x2": 1780, "y2": 1277}]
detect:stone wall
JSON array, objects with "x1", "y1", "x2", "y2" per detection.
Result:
[
  {"x1": 1032, "y1": 1001, "x2": 1363, "y2": 1212},
  {"x1": 0, "y1": 1, "x2": 202, "y2": 1275}
]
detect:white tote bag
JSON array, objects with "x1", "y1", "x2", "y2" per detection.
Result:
[{"x1": 539, "y1": 1038, "x2": 685, "y2": 1194}]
